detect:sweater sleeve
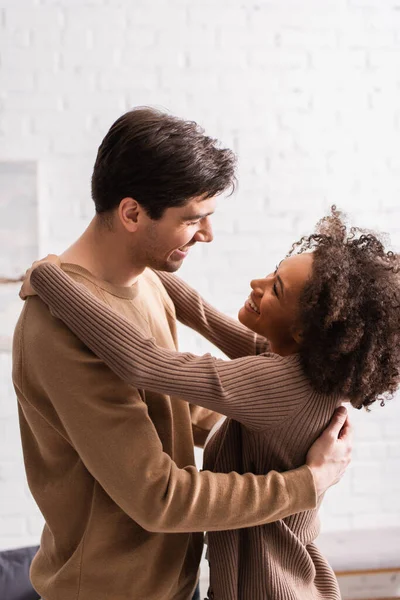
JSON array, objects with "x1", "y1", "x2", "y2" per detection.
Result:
[
  {"x1": 155, "y1": 270, "x2": 269, "y2": 358},
  {"x1": 31, "y1": 263, "x2": 310, "y2": 432},
  {"x1": 17, "y1": 294, "x2": 317, "y2": 534}
]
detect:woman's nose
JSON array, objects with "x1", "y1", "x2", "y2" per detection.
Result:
[{"x1": 250, "y1": 279, "x2": 265, "y2": 296}]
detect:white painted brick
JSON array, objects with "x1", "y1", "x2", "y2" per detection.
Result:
[
  {"x1": 353, "y1": 442, "x2": 388, "y2": 460},
  {"x1": 4, "y1": 6, "x2": 62, "y2": 32},
  {"x1": 349, "y1": 0, "x2": 400, "y2": 7},
  {"x1": 0, "y1": 69, "x2": 35, "y2": 93},
  {"x1": 0, "y1": 0, "x2": 34, "y2": 6},
  {"x1": 27, "y1": 514, "x2": 45, "y2": 537},
  {"x1": 59, "y1": 46, "x2": 118, "y2": 70},
  {"x1": 279, "y1": 28, "x2": 338, "y2": 48},
  {"x1": 0, "y1": 515, "x2": 27, "y2": 537},
  {"x1": 187, "y1": 46, "x2": 247, "y2": 70},
  {"x1": 63, "y1": 92, "x2": 125, "y2": 112},
  {"x1": 31, "y1": 113, "x2": 91, "y2": 138},
  {"x1": 0, "y1": 0, "x2": 399, "y2": 556},
  {"x1": 158, "y1": 68, "x2": 219, "y2": 94},
  {"x1": 388, "y1": 444, "x2": 400, "y2": 459},
  {"x1": 383, "y1": 418, "x2": 400, "y2": 439},
  {"x1": 1, "y1": 92, "x2": 63, "y2": 112},
  {"x1": 368, "y1": 49, "x2": 400, "y2": 71},
  {"x1": 63, "y1": 6, "x2": 126, "y2": 30},
  {"x1": 0, "y1": 480, "x2": 30, "y2": 515},
  {"x1": 187, "y1": 5, "x2": 247, "y2": 28},
  {"x1": 1, "y1": 44, "x2": 60, "y2": 71},
  {"x1": 319, "y1": 514, "x2": 354, "y2": 533},
  {"x1": 0, "y1": 537, "x2": 39, "y2": 551},
  {"x1": 34, "y1": 69, "x2": 98, "y2": 95},
  {"x1": 249, "y1": 6, "x2": 346, "y2": 32},
  {"x1": 352, "y1": 464, "x2": 383, "y2": 494},
  {"x1": 353, "y1": 418, "x2": 386, "y2": 441},
  {"x1": 117, "y1": 29, "x2": 157, "y2": 50},
  {"x1": 50, "y1": 131, "x2": 99, "y2": 156},
  {"x1": 217, "y1": 27, "x2": 275, "y2": 50},
  {"x1": 248, "y1": 48, "x2": 310, "y2": 70},
  {"x1": 0, "y1": 112, "x2": 33, "y2": 140},
  {"x1": 127, "y1": 5, "x2": 187, "y2": 28},
  {"x1": 40, "y1": 0, "x2": 105, "y2": 5},
  {"x1": 0, "y1": 134, "x2": 52, "y2": 161},
  {"x1": 97, "y1": 68, "x2": 158, "y2": 93},
  {"x1": 353, "y1": 512, "x2": 400, "y2": 529},
  {"x1": 0, "y1": 28, "x2": 31, "y2": 49},
  {"x1": 0, "y1": 460, "x2": 27, "y2": 483}
]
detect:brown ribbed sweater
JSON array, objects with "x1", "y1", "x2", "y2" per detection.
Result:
[{"x1": 13, "y1": 263, "x2": 317, "y2": 600}]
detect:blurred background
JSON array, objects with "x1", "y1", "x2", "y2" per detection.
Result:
[{"x1": 0, "y1": 0, "x2": 399, "y2": 598}]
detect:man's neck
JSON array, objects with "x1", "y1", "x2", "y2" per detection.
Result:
[{"x1": 60, "y1": 217, "x2": 144, "y2": 287}]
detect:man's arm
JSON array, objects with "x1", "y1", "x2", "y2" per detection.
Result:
[
  {"x1": 18, "y1": 296, "x2": 317, "y2": 534},
  {"x1": 155, "y1": 270, "x2": 269, "y2": 358},
  {"x1": 189, "y1": 404, "x2": 222, "y2": 448}
]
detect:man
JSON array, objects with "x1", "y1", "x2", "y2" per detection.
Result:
[{"x1": 13, "y1": 108, "x2": 352, "y2": 600}]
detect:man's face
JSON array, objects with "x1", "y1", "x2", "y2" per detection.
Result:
[{"x1": 135, "y1": 195, "x2": 216, "y2": 272}]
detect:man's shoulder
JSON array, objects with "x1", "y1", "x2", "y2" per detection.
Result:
[
  {"x1": 14, "y1": 294, "x2": 87, "y2": 359},
  {"x1": 12, "y1": 295, "x2": 88, "y2": 393}
]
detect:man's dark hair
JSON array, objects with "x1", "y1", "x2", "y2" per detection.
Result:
[
  {"x1": 291, "y1": 207, "x2": 400, "y2": 409},
  {"x1": 91, "y1": 107, "x2": 237, "y2": 220}
]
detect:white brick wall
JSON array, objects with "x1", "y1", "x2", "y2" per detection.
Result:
[{"x1": 0, "y1": 0, "x2": 399, "y2": 587}]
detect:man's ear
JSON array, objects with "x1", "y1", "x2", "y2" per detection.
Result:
[{"x1": 118, "y1": 197, "x2": 141, "y2": 232}]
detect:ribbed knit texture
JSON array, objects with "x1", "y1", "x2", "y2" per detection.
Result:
[
  {"x1": 156, "y1": 271, "x2": 341, "y2": 600},
  {"x1": 13, "y1": 263, "x2": 317, "y2": 600}
]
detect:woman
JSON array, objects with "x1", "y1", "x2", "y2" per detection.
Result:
[{"x1": 21, "y1": 208, "x2": 400, "y2": 600}]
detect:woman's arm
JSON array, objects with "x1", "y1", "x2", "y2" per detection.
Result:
[
  {"x1": 155, "y1": 271, "x2": 269, "y2": 358},
  {"x1": 30, "y1": 263, "x2": 308, "y2": 431}
]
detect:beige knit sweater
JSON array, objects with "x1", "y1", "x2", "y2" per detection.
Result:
[
  {"x1": 14, "y1": 263, "x2": 316, "y2": 600},
  {"x1": 28, "y1": 263, "x2": 341, "y2": 600}
]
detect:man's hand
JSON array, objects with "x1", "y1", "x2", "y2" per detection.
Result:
[
  {"x1": 306, "y1": 406, "x2": 352, "y2": 497},
  {"x1": 19, "y1": 254, "x2": 61, "y2": 300}
]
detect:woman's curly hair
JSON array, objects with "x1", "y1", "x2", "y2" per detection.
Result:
[{"x1": 290, "y1": 207, "x2": 400, "y2": 409}]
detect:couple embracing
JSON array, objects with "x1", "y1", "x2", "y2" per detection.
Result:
[{"x1": 14, "y1": 108, "x2": 399, "y2": 600}]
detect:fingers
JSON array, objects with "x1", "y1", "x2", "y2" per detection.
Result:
[
  {"x1": 325, "y1": 406, "x2": 348, "y2": 439},
  {"x1": 19, "y1": 280, "x2": 30, "y2": 300},
  {"x1": 47, "y1": 254, "x2": 61, "y2": 264},
  {"x1": 18, "y1": 255, "x2": 61, "y2": 301},
  {"x1": 338, "y1": 416, "x2": 353, "y2": 440}
]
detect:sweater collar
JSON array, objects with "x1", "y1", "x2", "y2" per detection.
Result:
[{"x1": 61, "y1": 263, "x2": 140, "y2": 300}]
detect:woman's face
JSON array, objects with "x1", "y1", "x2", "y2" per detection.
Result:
[{"x1": 238, "y1": 252, "x2": 314, "y2": 356}]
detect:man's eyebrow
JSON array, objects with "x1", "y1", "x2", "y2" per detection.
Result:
[{"x1": 182, "y1": 211, "x2": 214, "y2": 221}]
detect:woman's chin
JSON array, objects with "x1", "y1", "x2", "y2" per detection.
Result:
[{"x1": 238, "y1": 306, "x2": 251, "y2": 327}]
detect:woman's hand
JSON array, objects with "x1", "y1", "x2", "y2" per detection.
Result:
[{"x1": 19, "y1": 254, "x2": 61, "y2": 300}]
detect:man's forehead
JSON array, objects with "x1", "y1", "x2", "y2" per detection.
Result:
[{"x1": 180, "y1": 195, "x2": 217, "y2": 216}]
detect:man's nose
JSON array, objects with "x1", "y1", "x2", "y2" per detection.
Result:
[{"x1": 194, "y1": 218, "x2": 213, "y2": 243}]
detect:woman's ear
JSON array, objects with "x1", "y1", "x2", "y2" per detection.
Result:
[{"x1": 292, "y1": 327, "x2": 304, "y2": 345}]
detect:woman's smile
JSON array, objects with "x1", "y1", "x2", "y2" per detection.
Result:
[{"x1": 245, "y1": 295, "x2": 260, "y2": 315}]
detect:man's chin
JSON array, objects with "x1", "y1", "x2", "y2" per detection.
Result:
[
  {"x1": 151, "y1": 258, "x2": 184, "y2": 273},
  {"x1": 163, "y1": 261, "x2": 183, "y2": 273}
]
